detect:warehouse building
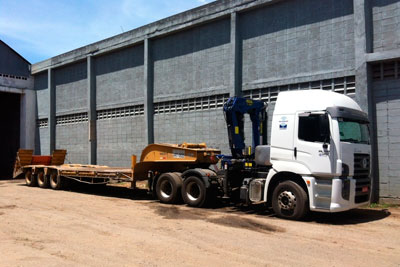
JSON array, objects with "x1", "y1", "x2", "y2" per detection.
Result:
[{"x1": 3, "y1": 0, "x2": 400, "y2": 202}]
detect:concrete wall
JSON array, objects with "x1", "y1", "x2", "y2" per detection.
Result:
[
  {"x1": 97, "y1": 116, "x2": 145, "y2": 166},
  {"x1": 34, "y1": 72, "x2": 48, "y2": 119},
  {"x1": 154, "y1": 109, "x2": 229, "y2": 154},
  {"x1": 240, "y1": 0, "x2": 354, "y2": 86},
  {"x1": 37, "y1": 127, "x2": 50, "y2": 156},
  {"x1": 56, "y1": 123, "x2": 88, "y2": 163},
  {"x1": 95, "y1": 45, "x2": 144, "y2": 108},
  {"x1": 153, "y1": 18, "x2": 231, "y2": 101},
  {"x1": 33, "y1": 72, "x2": 49, "y2": 155},
  {"x1": 372, "y1": 0, "x2": 400, "y2": 52},
  {"x1": 55, "y1": 61, "x2": 87, "y2": 115}
]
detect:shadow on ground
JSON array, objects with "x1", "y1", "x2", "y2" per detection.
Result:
[
  {"x1": 306, "y1": 208, "x2": 391, "y2": 225},
  {"x1": 15, "y1": 178, "x2": 152, "y2": 201},
  {"x1": 223, "y1": 202, "x2": 391, "y2": 225},
  {"x1": 12, "y1": 178, "x2": 391, "y2": 225}
]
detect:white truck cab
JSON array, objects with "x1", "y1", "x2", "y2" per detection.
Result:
[{"x1": 257, "y1": 90, "x2": 371, "y2": 218}]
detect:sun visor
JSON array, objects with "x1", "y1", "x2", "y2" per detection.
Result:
[{"x1": 326, "y1": 106, "x2": 369, "y2": 122}]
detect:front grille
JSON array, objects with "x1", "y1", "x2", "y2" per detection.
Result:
[{"x1": 353, "y1": 153, "x2": 371, "y2": 203}]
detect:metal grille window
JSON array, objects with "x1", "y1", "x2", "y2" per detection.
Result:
[
  {"x1": 0, "y1": 73, "x2": 28, "y2": 80},
  {"x1": 243, "y1": 76, "x2": 356, "y2": 103},
  {"x1": 56, "y1": 112, "x2": 88, "y2": 125},
  {"x1": 97, "y1": 105, "x2": 144, "y2": 120},
  {"x1": 154, "y1": 94, "x2": 229, "y2": 115},
  {"x1": 37, "y1": 118, "x2": 48, "y2": 128},
  {"x1": 372, "y1": 61, "x2": 400, "y2": 81},
  {"x1": 37, "y1": 105, "x2": 145, "y2": 127}
]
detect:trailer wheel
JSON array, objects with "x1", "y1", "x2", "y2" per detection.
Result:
[
  {"x1": 49, "y1": 172, "x2": 64, "y2": 190},
  {"x1": 272, "y1": 180, "x2": 309, "y2": 220},
  {"x1": 37, "y1": 171, "x2": 49, "y2": 188},
  {"x1": 155, "y1": 173, "x2": 182, "y2": 204},
  {"x1": 182, "y1": 176, "x2": 214, "y2": 208},
  {"x1": 25, "y1": 170, "x2": 36, "y2": 187}
]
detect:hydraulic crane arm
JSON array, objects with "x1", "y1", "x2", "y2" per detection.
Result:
[{"x1": 223, "y1": 97, "x2": 267, "y2": 159}]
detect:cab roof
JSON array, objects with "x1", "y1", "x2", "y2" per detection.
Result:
[{"x1": 273, "y1": 90, "x2": 362, "y2": 115}]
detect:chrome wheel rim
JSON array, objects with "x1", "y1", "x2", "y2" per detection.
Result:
[
  {"x1": 187, "y1": 181, "x2": 200, "y2": 201},
  {"x1": 278, "y1": 190, "x2": 296, "y2": 210},
  {"x1": 38, "y1": 172, "x2": 44, "y2": 184},
  {"x1": 160, "y1": 179, "x2": 172, "y2": 199}
]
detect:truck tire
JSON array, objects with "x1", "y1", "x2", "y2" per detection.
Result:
[
  {"x1": 49, "y1": 172, "x2": 64, "y2": 190},
  {"x1": 155, "y1": 173, "x2": 183, "y2": 204},
  {"x1": 25, "y1": 170, "x2": 36, "y2": 187},
  {"x1": 37, "y1": 171, "x2": 49, "y2": 188},
  {"x1": 272, "y1": 180, "x2": 309, "y2": 220},
  {"x1": 182, "y1": 176, "x2": 215, "y2": 208}
]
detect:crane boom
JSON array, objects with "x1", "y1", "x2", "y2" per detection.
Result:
[{"x1": 223, "y1": 97, "x2": 267, "y2": 158}]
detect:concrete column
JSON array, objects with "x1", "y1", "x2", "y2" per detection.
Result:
[
  {"x1": 48, "y1": 68, "x2": 56, "y2": 153},
  {"x1": 20, "y1": 89, "x2": 36, "y2": 150},
  {"x1": 144, "y1": 38, "x2": 154, "y2": 144},
  {"x1": 354, "y1": 0, "x2": 379, "y2": 202},
  {"x1": 354, "y1": 0, "x2": 373, "y2": 112},
  {"x1": 87, "y1": 55, "x2": 97, "y2": 164},
  {"x1": 230, "y1": 12, "x2": 242, "y2": 97}
]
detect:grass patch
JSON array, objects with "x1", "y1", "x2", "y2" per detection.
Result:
[{"x1": 368, "y1": 203, "x2": 399, "y2": 209}]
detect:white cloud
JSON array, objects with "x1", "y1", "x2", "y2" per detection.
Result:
[{"x1": 0, "y1": 0, "x2": 214, "y2": 63}]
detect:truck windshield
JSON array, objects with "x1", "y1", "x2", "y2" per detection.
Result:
[{"x1": 338, "y1": 118, "x2": 369, "y2": 144}]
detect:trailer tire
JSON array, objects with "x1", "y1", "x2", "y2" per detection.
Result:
[
  {"x1": 25, "y1": 170, "x2": 36, "y2": 187},
  {"x1": 155, "y1": 173, "x2": 182, "y2": 204},
  {"x1": 49, "y1": 172, "x2": 64, "y2": 190},
  {"x1": 37, "y1": 171, "x2": 49, "y2": 188},
  {"x1": 182, "y1": 176, "x2": 214, "y2": 208},
  {"x1": 272, "y1": 180, "x2": 309, "y2": 220}
]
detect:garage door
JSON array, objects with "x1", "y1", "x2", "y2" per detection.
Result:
[{"x1": 372, "y1": 61, "x2": 400, "y2": 199}]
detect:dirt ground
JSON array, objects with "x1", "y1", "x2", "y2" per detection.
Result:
[{"x1": 0, "y1": 179, "x2": 399, "y2": 267}]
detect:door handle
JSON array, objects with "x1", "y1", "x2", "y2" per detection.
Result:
[{"x1": 294, "y1": 147, "x2": 297, "y2": 158}]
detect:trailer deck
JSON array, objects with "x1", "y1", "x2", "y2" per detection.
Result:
[{"x1": 52, "y1": 164, "x2": 132, "y2": 184}]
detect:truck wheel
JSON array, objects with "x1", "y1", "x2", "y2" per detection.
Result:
[
  {"x1": 49, "y1": 172, "x2": 64, "y2": 190},
  {"x1": 182, "y1": 176, "x2": 212, "y2": 208},
  {"x1": 37, "y1": 171, "x2": 49, "y2": 188},
  {"x1": 272, "y1": 180, "x2": 309, "y2": 220},
  {"x1": 156, "y1": 173, "x2": 182, "y2": 204},
  {"x1": 25, "y1": 170, "x2": 37, "y2": 187}
]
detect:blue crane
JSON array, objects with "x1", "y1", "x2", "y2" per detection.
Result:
[{"x1": 223, "y1": 97, "x2": 267, "y2": 159}]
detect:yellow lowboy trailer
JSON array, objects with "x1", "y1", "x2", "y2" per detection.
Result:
[{"x1": 14, "y1": 143, "x2": 221, "y2": 207}]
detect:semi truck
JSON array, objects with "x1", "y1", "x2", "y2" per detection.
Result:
[{"x1": 14, "y1": 90, "x2": 371, "y2": 220}]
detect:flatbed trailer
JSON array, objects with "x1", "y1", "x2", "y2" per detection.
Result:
[{"x1": 14, "y1": 143, "x2": 221, "y2": 196}]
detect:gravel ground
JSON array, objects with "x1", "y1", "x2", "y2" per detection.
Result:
[{"x1": 0, "y1": 179, "x2": 399, "y2": 267}]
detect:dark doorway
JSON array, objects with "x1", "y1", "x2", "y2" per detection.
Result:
[{"x1": 0, "y1": 92, "x2": 20, "y2": 178}]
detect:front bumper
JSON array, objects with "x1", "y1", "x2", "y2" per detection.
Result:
[{"x1": 305, "y1": 177, "x2": 370, "y2": 213}]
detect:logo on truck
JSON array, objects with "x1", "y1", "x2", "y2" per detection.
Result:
[{"x1": 279, "y1": 116, "x2": 288, "y2": 130}]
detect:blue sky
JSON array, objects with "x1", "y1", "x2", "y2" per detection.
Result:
[{"x1": 0, "y1": 0, "x2": 213, "y2": 64}]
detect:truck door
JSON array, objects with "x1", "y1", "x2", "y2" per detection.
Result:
[{"x1": 294, "y1": 112, "x2": 334, "y2": 176}]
